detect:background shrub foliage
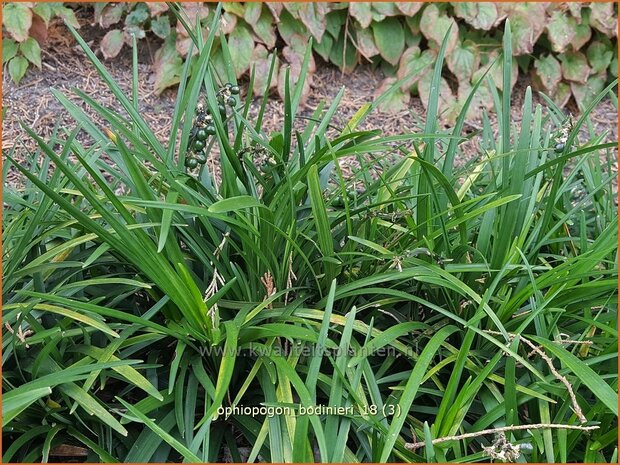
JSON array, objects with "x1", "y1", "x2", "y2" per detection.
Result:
[
  {"x1": 2, "y1": 3, "x2": 618, "y2": 464},
  {"x1": 3, "y1": 2, "x2": 618, "y2": 117},
  {"x1": 2, "y1": 2, "x2": 80, "y2": 83}
]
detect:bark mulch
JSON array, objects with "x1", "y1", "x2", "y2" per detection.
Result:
[{"x1": 3, "y1": 18, "x2": 617, "y2": 188}]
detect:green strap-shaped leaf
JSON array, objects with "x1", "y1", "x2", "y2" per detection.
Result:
[
  {"x1": 307, "y1": 165, "x2": 336, "y2": 286},
  {"x1": 4, "y1": 302, "x2": 118, "y2": 338},
  {"x1": 380, "y1": 325, "x2": 459, "y2": 462},
  {"x1": 118, "y1": 398, "x2": 201, "y2": 462},
  {"x1": 2, "y1": 387, "x2": 51, "y2": 426},
  {"x1": 198, "y1": 321, "x2": 240, "y2": 426},
  {"x1": 75, "y1": 346, "x2": 163, "y2": 401},
  {"x1": 60, "y1": 383, "x2": 127, "y2": 436},
  {"x1": 208, "y1": 195, "x2": 265, "y2": 213}
]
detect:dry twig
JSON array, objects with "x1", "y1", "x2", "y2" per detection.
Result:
[
  {"x1": 4, "y1": 322, "x2": 33, "y2": 348},
  {"x1": 284, "y1": 254, "x2": 297, "y2": 304},
  {"x1": 261, "y1": 270, "x2": 276, "y2": 309},
  {"x1": 519, "y1": 336, "x2": 587, "y2": 423},
  {"x1": 203, "y1": 232, "x2": 229, "y2": 325},
  {"x1": 484, "y1": 330, "x2": 588, "y2": 423},
  {"x1": 405, "y1": 423, "x2": 599, "y2": 451},
  {"x1": 481, "y1": 432, "x2": 522, "y2": 462}
]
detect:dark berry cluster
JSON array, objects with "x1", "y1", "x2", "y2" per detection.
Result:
[
  {"x1": 239, "y1": 146, "x2": 277, "y2": 174},
  {"x1": 184, "y1": 83, "x2": 241, "y2": 170},
  {"x1": 331, "y1": 190, "x2": 356, "y2": 208},
  {"x1": 552, "y1": 117, "x2": 573, "y2": 154}
]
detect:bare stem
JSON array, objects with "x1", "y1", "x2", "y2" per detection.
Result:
[
  {"x1": 261, "y1": 270, "x2": 276, "y2": 309},
  {"x1": 405, "y1": 423, "x2": 599, "y2": 450},
  {"x1": 484, "y1": 330, "x2": 587, "y2": 423},
  {"x1": 519, "y1": 336, "x2": 587, "y2": 423},
  {"x1": 285, "y1": 254, "x2": 297, "y2": 304}
]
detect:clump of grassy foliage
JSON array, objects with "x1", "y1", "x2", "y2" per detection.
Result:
[{"x1": 3, "y1": 5, "x2": 618, "y2": 463}]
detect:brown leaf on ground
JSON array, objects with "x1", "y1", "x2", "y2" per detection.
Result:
[
  {"x1": 146, "y1": 3, "x2": 169, "y2": 17},
  {"x1": 28, "y1": 14, "x2": 49, "y2": 45}
]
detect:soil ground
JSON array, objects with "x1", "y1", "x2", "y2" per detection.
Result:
[{"x1": 3, "y1": 16, "x2": 618, "y2": 188}]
